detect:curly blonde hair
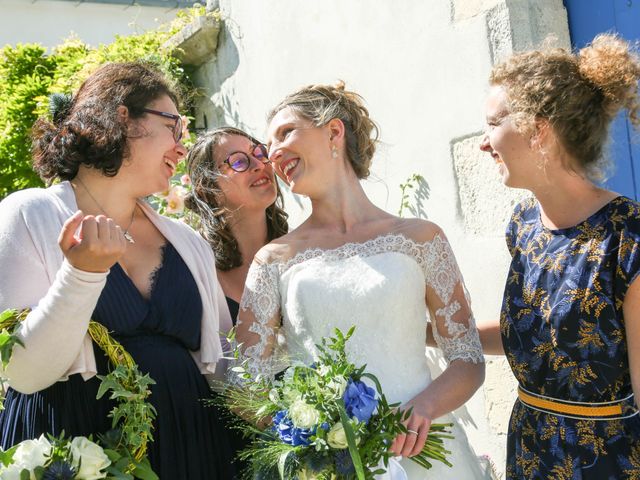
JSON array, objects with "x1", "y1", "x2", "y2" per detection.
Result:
[
  {"x1": 490, "y1": 34, "x2": 640, "y2": 179},
  {"x1": 185, "y1": 127, "x2": 288, "y2": 271},
  {"x1": 267, "y1": 81, "x2": 379, "y2": 179}
]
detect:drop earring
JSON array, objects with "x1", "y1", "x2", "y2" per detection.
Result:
[{"x1": 331, "y1": 144, "x2": 338, "y2": 159}]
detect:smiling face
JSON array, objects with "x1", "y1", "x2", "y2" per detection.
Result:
[
  {"x1": 266, "y1": 107, "x2": 335, "y2": 196},
  {"x1": 214, "y1": 134, "x2": 277, "y2": 211},
  {"x1": 124, "y1": 94, "x2": 187, "y2": 195},
  {"x1": 480, "y1": 86, "x2": 541, "y2": 189}
]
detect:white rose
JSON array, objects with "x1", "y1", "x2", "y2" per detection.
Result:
[
  {"x1": 70, "y1": 436, "x2": 110, "y2": 480},
  {"x1": 327, "y1": 422, "x2": 348, "y2": 449},
  {"x1": 0, "y1": 464, "x2": 26, "y2": 480},
  {"x1": 288, "y1": 399, "x2": 320, "y2": 429},
  {"x1": 12, "y1": 435, "x2": 51, "y2": 472}
]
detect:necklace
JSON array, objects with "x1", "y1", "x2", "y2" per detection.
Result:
[{"x1": 74, "y1": 177, "x2": 137, "y2": 244}]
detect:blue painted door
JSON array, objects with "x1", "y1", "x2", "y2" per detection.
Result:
[{"x1": 563, "y1": 0, "x2": 640, "y2": 200}]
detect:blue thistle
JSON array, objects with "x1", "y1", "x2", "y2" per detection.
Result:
[
  {"x1": 334, "y1": 449, "x2": 355, "y2": 476},
  {"x1": 42, "y1": 461, "x2": 76, "y2": 480},
  {"x1": 304, "y1": 452, "x2": 332, "y2": 473}
]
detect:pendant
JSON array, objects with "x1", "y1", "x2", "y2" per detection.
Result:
[{"x1": 123, "y1": 231, "x2": 135, "y2": 244}]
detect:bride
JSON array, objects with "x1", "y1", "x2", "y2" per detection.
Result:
[{"x1": 236, "y1": 82, "x2": 487, "y2": 479}]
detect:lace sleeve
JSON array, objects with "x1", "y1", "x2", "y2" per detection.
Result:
[
  {"x1": 422, "y1": 233, "x2": 484, "y2": 364},
  {"x1": 235, "y1": 261, "x2": 285, "y2": 381}
]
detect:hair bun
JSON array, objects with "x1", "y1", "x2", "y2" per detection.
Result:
[
  {"x1": 578, "y1": 34, "x2": 640, "y2": 121},
  {"x1": 48, "y1": 92, "x2": 74, "y2": 126}
]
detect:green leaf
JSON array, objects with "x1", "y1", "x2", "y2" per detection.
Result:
[
  {"x1": 106, "y1": 465, "x2": 134, "y2": 480},
  {"x1": 103, "y1": 448, "x2": 122, "y2": 462},
  {"x1": 278, "y1": 450, "x2": 293, "y2": 480},
  {"x1": 360, "y1": 372, "x2": 384, "y2": 395},
  {"x1": 0, "y1": 444, "x2": 18, "y2": 466},
  {"x1": 33, "y1": 465, "x2": 45, "y2": 480},
  {"x1": 338, "y1": 405, "x2": 365, "y2": 480},
  {"x1": 0, "y1": 310, "x2": 17, "y2": 323},
  {"x1": 131, "y1": 457, "x2": 159, "y2": 480}
]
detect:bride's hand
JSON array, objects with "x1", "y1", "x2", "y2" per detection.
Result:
[{"x1": 390, "y1": 403, "x2": 432, "y2": 458}]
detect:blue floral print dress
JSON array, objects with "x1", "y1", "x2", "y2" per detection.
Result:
[{"x1": 502, "y1": 196, "x2": 640, "y2": 480}]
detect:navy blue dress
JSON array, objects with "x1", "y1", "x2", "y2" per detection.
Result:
[
  {"x1": 0, "y1": 243, "x2": 237, "y2": 479},
  {"x1": 502, "y1": 197, "x2": 640, "y2": 479}
]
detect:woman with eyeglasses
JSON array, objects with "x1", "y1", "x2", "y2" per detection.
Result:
[
  {"x1": 184, "y1": 127, "x2": 288, "y2": 474},
  {"x1": 0, "y1": 62, "x2": 237, "y2": 479},
  {"x1": 235, "y1": 83, "x2": 487, "y2": 479},
  {"x1": 185, "y1": 127, "x2": 288, "y2": 323}
]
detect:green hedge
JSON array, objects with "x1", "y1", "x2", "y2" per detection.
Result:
[{"x1": 0, "y1": 6, "x2": 211, "y2": 199}]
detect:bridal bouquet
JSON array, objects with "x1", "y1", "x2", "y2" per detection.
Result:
[{"x1": 223, "y1": 327, "x2": 453, "y2": 479}]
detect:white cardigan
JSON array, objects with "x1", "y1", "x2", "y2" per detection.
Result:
[{"x1": 0, "y1": 181, "x2": 232, "y2": 394}]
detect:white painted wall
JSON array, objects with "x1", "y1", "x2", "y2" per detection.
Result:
[
  {"x1": 0, "y1": 0, "x2": 184, "y2": 49},
  {"x1": 191, "y1": 1, "x2": 570, "y2": 477}
]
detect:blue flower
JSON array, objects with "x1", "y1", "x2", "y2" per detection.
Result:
[
  {"x1": 42, "y1": 461, "x2": 76, "y2": 480},
  {"x1": 304, "y1": 452, "x2": 332, "y2": 473},
  {"x1": 272, "y1": 410, "x2": 315, "y2": 446},
  {"x1": 334, "y1": 449, "x2": 355, "y2": 476},
  {"x1": 343, "y1": 379, "x2": 378, "y2": 424}
]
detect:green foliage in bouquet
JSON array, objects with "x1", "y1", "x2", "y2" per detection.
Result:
[
  {"x1": 220, "y1": 327, "x2": 453, "y2": 480},
  {"x1": 0, "y1": 309, "x2": 158, "y2": 479},
  {"x1": 0, "y1": 6, "x2": 214, "y2": 200}
]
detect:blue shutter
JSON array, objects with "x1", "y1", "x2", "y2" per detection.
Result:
[{"x1": 563, "y1": 0, "x2": 640, "y2": 200}]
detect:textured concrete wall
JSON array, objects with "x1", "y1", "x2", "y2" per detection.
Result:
[
  {"x1": 0, "y1": 0, "x2": 183, "y2": 49},
  {"x1": 193, "y1": 1, "x2": 570, "y2": 476}
]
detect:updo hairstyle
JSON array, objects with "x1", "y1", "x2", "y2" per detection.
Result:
[
  {"x1": 267, "y1": 81, "x2": 379, "y2": 179},
  {"x1": 490, "y1": 34, "x2": 640, "y2": 179}
]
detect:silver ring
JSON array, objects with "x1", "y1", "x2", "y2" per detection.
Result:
[{"x1": 407, "y1": 429, "x2": 419, "y2": 435}]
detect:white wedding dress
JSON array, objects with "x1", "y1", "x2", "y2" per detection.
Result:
[{"x1": 240, "y1": 233, "x2": 488, "y2": 479}]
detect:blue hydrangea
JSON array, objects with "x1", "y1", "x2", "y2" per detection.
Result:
[
  {"x1": 343, "y1": 379, "x2": 378, "y2": 424},
  {"x1": 272, "y1": 410, "x2": 315, "y2": 446}
]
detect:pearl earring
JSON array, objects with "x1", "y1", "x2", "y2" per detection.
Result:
[{"x1": 331, "y1": 144, "x2": 338, "y2": 159}]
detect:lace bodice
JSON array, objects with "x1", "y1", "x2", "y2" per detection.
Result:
[{"x1": 238, "y1": 233, "x2": 484, "y2": 402}]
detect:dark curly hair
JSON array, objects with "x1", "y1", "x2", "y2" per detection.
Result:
[
  {"x1": 185, "y1": 127, "x2": 289, "y2": 271},
  {"x1": 32, "y1": 62, "x2": 181, "y2": 183}
]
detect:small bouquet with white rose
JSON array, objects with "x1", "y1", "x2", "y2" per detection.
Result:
[
  {"x1": 0, "y1": 433, "x2": 117, "y2": 480},
  {"x1": 0, "y1": 309, "x2": 157, "y2": 480},
  {"x1": 221, "y1": 327, "x2": 453, "y2": 479}
]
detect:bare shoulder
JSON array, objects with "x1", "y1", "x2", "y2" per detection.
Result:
[
  {"x1": 253, "y1": 230, "x2": 308, "y2": 265},
  {"x1": 390, "y1": 217, "x2": 446, "y2": 244}
]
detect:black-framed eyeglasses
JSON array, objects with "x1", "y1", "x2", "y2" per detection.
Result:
[
  {"x1": 142, "y1": 108, "x2": 183, "y2": 143},
  {"x1": 223, "y1": 143, "x2": 270, "y2": 172}
]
